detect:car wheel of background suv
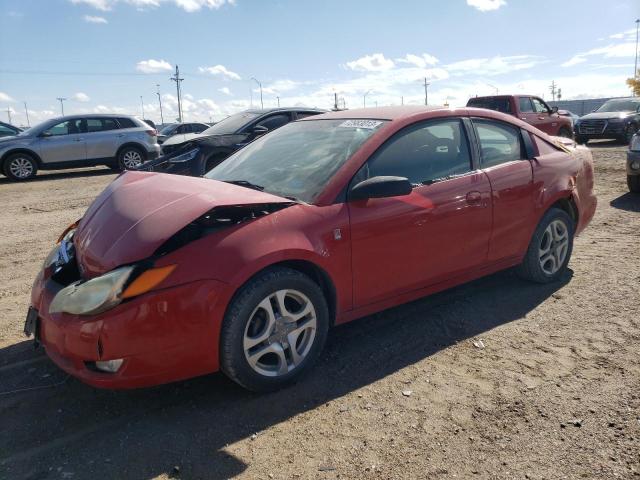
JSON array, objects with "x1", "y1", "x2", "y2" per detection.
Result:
[
  {"x1": 117, "y1": 146, "x2": 145, "y2": 171},
  {"x1": 517, "y1": 208, "x2": 574, "y2": 284},
  {"x1": 622, "y1": 125, "x2": 637, "y2": 145},
  {"x1": 628, "y1": 175, "x2": 640, "y2": 193},
  {"x1": 220, "y1": 267, "x2": 329, "y2": 392},
  {"x1": 3, "y1": 152, "x2": 38, "y2": 181}
]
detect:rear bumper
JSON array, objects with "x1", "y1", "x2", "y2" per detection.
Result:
[{"x1": 30, "y1": 270, "x2": 229, "y2": 389}]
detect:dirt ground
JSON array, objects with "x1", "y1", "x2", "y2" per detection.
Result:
[{"x1": 0, "y1": 143, "x2": 638, "y2": 480}]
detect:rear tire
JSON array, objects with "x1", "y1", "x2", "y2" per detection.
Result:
[
  {"x1": 558, "y1": 127, "x2": 573, "y2": 139},
  {"x1": 517, "y1": 208, "x2": 574, "y2": 284},
  {"x1": 628, "y1": 175, "x2": 640, "y2": 193},
  {"x1": 220, "y1": 267, "x2": 329, "y2": 392},
  {"x1": 3, "y1": 152, "x2": 38, "y2": 181},
  {"x1": 117, "y1": 146, "x2": 145, "y2": 171}
]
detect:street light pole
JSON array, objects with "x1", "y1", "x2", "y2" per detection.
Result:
[
  {"x1": 487, "y1": 83, "x2": 499, "y2": 95},
  {"x1": 251, "y1": 77, "x2": 263, "y2": 109},
  {"x1": 56, "y1": 97, "x2": 66, "y2": 116},
  {"x1": 277, "y1": 96, "x2": 280, "y2": 107},
  {"x1": 23, "y1": 101, "x2": 30, "y2": 127},
  {"x1": 423, "y1": 77, "x2": 430, "y2": 105},
  {"x1": 140, "y1": 96, "x2": 145, "y2": 119},
  {"x1": 156, "y1": 84, "x2": 164, "y2": 125},
  {"x1": 363, "y1": 90, "x2": 372, "y2": 108}
]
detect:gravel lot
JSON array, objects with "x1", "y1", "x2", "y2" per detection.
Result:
[{"x1": 0, "y1": 143, "x2": 638, "y2": 480}]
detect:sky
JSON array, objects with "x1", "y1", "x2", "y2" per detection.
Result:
[{"x1": 0, "y1": 0, "x2": 639, "y2": 127}]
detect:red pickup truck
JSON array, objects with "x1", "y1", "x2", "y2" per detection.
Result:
[{"x1": 467, "y1": 95, "x2": 573, "y2": 138}]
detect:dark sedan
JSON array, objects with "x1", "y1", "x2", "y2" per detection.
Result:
[
  {"x1": 139, "y1": 107, "x2": 326, "y2": 176},
  {"x1": 157, "y1": 122, "x2": 210, "y2": 144}
]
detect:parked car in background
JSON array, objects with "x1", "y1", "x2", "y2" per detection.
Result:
[
  {"x1": 0, "y1": 114, "x2": 160, "y2": 181},
  {"x1": 0, "y1": 121, "x2": 22, "y2": 138},
  {"x1": 157, "y1": 122, "x2": 209, "y2": 144},
  {"x1": 139, "y1": 107, "x2": 326, "y2": 176},
  {"x1": 574, "y1": 97, "x2": 640, "y2": 145},
  {"x1": 558, "y1": 110, "x2": 580, "y2": 126},
  {"x1": 27, "y1": 106, "x2": 596, "y2": 391},
  {"x1": 467, "y1": 95, "x2": 574, "y2": 138},
  {"x1": 627, "y1": 133, "x2": 640, "y2": 193}
]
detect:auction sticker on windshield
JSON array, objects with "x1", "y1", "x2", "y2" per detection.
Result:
[{"x1": 338, "y1": 120, "x2": 383, "y2": 129}]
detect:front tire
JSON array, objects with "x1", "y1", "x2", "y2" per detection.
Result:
[
  {"x1": 117, "y1": 146, "x2": 145, "y2": 171},
  {"x1": 3, "y1": 152, "x2": 38, "y2": 181},
  {"x1": 517, "y1": 208, "x2": 574, "y2": 284},
  {"x1": 220, "y1": 267, "x2": 329, "y2": 392},
  {"x1": 621, "y1": 125, "x2": 637, "y2": 145},
  {"x1": 628, "y1": 175, "x2": 640, "y2": 193}
]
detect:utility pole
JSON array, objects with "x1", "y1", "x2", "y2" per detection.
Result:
[
  {"x1": 156, "y1": 84, "x2": 164, "y2": 125},
  {"x1": 56, "y1": 97, "x2": 66, "y2": 116},
  {"x1": 140, "y1": 96, "x2": 145, "y2": 119},
  {"x1": 635, "y1": 19, "x2": 640, "y2": 84},
  {"x1": 251, "y1": 77, "x2": 263, "y2": 109},
  {"x1": 277, "y1": 96, "x2": 280, "y2": 108},
  {"x1": 23, "y1": 101, "x2": 30, "y2": 127},
  {"x1": 557, "y1": 88, "x2": 562, "y2": 100},
  {"x1": 363, "y1": 90, "x2": 372, "y2": 108},
  {"x1": 401, "y1": 96, "x2": 404, "y2": 106},
  {"x1": 170, "y1": 65, "x2": 184, "y2": 122},
  {"x1": 334, "y1": 92, "x2": 338, "y2": 111},
  {"x1": 6, "y1": 107, "x2": 12, "y2": 124},
  {"x1": 549, "y1": 80, "x2": 557, "y2": 102},
  {"x1": 423, "y1": 78, "x2": 430, "y2": 106}
]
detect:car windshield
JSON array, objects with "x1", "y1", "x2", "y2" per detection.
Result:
[
  {"x1": 201, "y1": 112, "x2": 260, "y2": 135},
  {"x1": 596, "y1": 99, "x2": 640, "y2": 113},
  {"x1": 206, "y1": 119, "x2": 387, "y2": 203},
  {"x1": 159, "y1": 124, "x2": 177, "y2": 135}
]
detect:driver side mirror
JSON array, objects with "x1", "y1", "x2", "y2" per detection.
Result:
[
  {"x1": 253, "y1": 125, "x2": 269, "y2": 135},
  {"x1": 350, "y1": 176, "x2": 412, "y2": 201},
  {"x1": 551, "y1": 106, "x2": 558, "y2": 114},
  {"x1": 39, "y1": 131, "x2": 52, "y2": 138}
]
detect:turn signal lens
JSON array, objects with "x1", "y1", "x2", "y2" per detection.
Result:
[{"x1": 122, "y1": 265, "x2": 176, "y2": 299}]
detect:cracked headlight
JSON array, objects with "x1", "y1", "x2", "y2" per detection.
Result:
[
  {"x1": 169, "y1": 147, "x2": 200, "y2": 163},
  {"x1": 49, "y1": 266, "x2": 135, "y2": 315}
]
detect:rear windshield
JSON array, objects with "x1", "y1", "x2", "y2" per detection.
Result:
[{"x1": 467, "y1": 97, "x2": 512, "y2": 114}]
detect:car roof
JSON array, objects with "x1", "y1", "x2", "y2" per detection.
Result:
[
  {"x1": 244, "y1": 107, "x2": 327, "y2": 114},
  {"x1": 46, "y1": 113, "x2": 140, "y2": 122},
  {"x1": 301, "y1": 106, "x2": 449, "y2": 121}
]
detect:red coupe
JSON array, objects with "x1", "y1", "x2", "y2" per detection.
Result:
[{"x1": 27, "y1": 106, "x2": 597, "y2": 391}]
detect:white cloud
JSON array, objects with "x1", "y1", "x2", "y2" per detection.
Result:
[
  {"x1": 446, "y1": 55, "x2": 542, "y2": 76},
  {"x1": 83, "y1": 14, "x2": 108, "y2": 23},
  {"x1": 0, "y1": 92, "x2": 14, "y2": 102},
  {"x1": 562, "y1": 42, "x2": 637, "y2": 68},
  {"x1": 261, "y1": 79, "x2": 301, "y2": 95},
  {"x1": 198, "y1": 65, "x2": 241, "y2": 80},
  {"x1": 218, "y1": 87, "x2": 232, "y2": 95},
  {"x1": 72, "y1": 92, "x2": 91, "y2": 102},
  {"x1": 345, "y1": 53, "x2": 395, "y2": 72},
  {"x1": 396, "y1": 53, "x2": 439, "y2": 68},
  {"x1": 466, "y1": 0, "x2": 506, "y2": 12},
  {"x1": 69, "y1": 0, "x2": 234, "y2": 12},
  {"x1": 136, "y1": 59, "x2": 173, "y2": 73}
]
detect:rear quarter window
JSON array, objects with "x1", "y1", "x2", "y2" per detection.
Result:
[{"x1": 117, "y1": 118, "x2": 137, "y2": 129}]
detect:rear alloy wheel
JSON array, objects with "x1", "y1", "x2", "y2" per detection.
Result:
[
  {"x1": 118, "y1": 147, "x2": 145, "y2": 170},
  {"x1": 4, "y1": 153, "x2": 38, "y2": 181},
  {"x1": 518, "y1": 208, "x2": 574, "y2": 283},
  {"x1": 220, "y1": 267, "x2": 329, "y2": 391},
  {"x1": 628, "y1": 175, "x2": 640, "y2": 193}
]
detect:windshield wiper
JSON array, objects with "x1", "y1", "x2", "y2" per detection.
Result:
[{"x1": 223, "y1": 180, "x2": 265, "y2": 191}]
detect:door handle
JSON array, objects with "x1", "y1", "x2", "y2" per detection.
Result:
[
  {"x1": 521, "y1": 117, "x2": 528, "y2": 121},
  {"x1": 538, "y1": 116, "x2": 545, "y2": 120},
  {"x1": 466, "y1": 191, "x2": 482, "y2": 206}
]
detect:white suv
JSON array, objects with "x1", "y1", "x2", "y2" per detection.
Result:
[{"x1": 0, "y1": 114, "x2": 161, "y2": 181}]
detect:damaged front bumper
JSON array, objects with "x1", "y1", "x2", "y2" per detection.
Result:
[{"x1": 28, "y1": 266, "x2": 229, "y2": 389}]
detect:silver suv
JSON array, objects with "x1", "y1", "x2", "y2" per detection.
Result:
[{"x1": 0, "y1": 114, "x2": 161, "y2": 180}]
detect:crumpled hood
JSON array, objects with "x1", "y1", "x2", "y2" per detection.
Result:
[
  {"x1": 579, "y1": 111, "x2": 633, "y2": 120},
  {"x1": 74, "y1": 171, "x2": 291, "y2": 277}
]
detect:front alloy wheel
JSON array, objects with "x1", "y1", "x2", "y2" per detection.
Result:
[
  {"x1": 220, "y1": 267, "x2": 329, "y2": 391},
  {"x1": 4, "y1": 153, "x2": 38, "y2": 181},
  {"x1": 538, "y1": 220, "x2": 569, "y2": 275}
]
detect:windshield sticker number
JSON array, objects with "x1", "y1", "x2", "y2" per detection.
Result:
[{"x1": 338, "y1": 120, "x2": 383, "y2": 129}]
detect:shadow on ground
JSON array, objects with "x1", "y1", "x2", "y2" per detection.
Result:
[
  {"x1": 586, "y1": 139, "x2": 627, "y2": 149},
  {"x1": 0, "y1": 168, "x2": 115, "y2": 185},
  {"x1": 0, "y1": 268, "x2": 571, "y2": 479},
  {"x1": 610, "y1": 192, "x2": 640, "y2": 212}
]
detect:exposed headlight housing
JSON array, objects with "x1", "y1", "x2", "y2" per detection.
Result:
[{"x1": 169, "y1": 147, "x2": 200, "y2": 163}]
